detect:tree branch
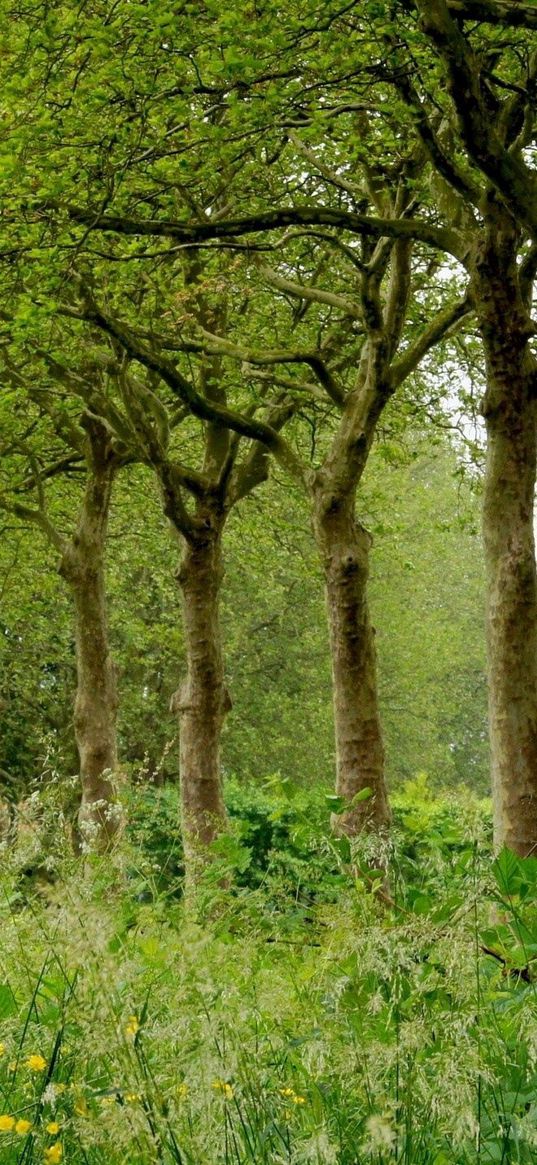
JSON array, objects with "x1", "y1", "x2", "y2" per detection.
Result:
[
  {"x1": 161, "y1": 326, "x2": 348, "y2": 408},
  {"x1": 393, "y1": 69, "x2": 481, "y2": 205},
  {"x1": 416, "y1": 0, "x2": 537, "y2": 239},
  {"x1": 391, "y1": 296, "x2": 472, "y2": 387},
  {"x1": 46, "y1": 201, "x2": 465, "y2": 259},
  {"x1": 0, "y1": 494, "x2": 66, "y2": 554},
  {"x1": 75, "y1": 287, "x2": 306, "y2": 486},
  {"x1": 228, "y1": 399, "x2": 301, "y2": 506},
  {"x1": 448, "y1": 0, "x2": 537, "y2": 29},
  {"x1": 259, "y1": 263, "x2": 362, "y2": 320}
]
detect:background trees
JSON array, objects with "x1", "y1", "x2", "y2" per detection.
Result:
[
  {"x1": 0, "y1": 0, "x2": 534, "y2": 866},
  {"x1": 0, "y1": 428, "x2": 487, "y2": 795}
]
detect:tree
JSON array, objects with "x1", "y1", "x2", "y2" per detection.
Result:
[
  {"x1": 0, "y1": 368, "x2": 123, "y2": 848},
  {"x1": 388, "y1": 0, "x2": 537, "y2": 852}
]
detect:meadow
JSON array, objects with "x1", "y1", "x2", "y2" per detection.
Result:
[{"x1": 0, "y1": 778, "x2": 535, "y2": 1165}]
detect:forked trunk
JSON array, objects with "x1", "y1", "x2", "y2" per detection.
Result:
[
  {"x1": 476, "y1": 202, "x2": 537, "y2": 855},
  {"x1": 313, "y1": 488, "x2": 390, "y2": 837},
  {"x1": 60, "y1": 462, "x2": 120, "y2": 850},
  {"x1": 172, "y1": 519, "x2": 230, "y2": 866}
]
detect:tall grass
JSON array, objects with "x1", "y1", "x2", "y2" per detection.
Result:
[{"x1": 0, "y1": 780, "x2": 536, "y2": 1164}]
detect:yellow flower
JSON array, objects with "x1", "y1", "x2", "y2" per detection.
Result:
[
  {"x1": 212, "y1": 1080, "x2": 233, "y2": 1100},
  {"x1": 125, "y1": 1015, "x2": 139, "y2": 1038},
  {"x1": 46, "y1": 1121, "x2": 60, "y2": 1135},
  {"x1": 177, "y1": 1083, "x2": 188, "y2": 1099},
  {"x1": 279, "y1": 1087, "x2": 306, "y2": 1105},
  {"x1": 26, "y1": 1054, "x2": 47, "y2": 1072},
  {"x1": 0, "y1": 1114, "x2": 15, "y2": 1131},
  {"x1": 44, "y1": 1144, "x2": 62, "y2": 1164},
  {"x1": 15, "y1": 1119, "x2": 32, "y2": 1135},
  {"x1": 125, "y1": 1093, "x2": 141, "y2": 1103},
  {"x1": 0, "y1": 1043, "x2": 5, "y2": 1057}
]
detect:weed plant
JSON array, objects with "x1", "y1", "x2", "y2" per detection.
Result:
[{"x1": 0, "y1": 777, "x2": 536, "y2": 1164}]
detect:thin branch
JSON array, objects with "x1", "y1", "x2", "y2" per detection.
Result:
[
  {"x1": 244, "y1": 369, "x2": 330, "y2": 402},
  {"x1": 259, "y1": 263, "x2": 362, "y2": 320},
  {"x1": 287, "y1": 130, "x2": 366, "y2": 203},
  {"x1": 391, "y1": 296, "x2": 472, "y2": 387}
]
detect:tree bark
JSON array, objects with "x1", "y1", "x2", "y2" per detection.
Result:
[
  {"x1": 475, "y1": 201, "x2": 537, "y2": 855},
  {"x1": 60, "y1": 457, "x2": 120, "y2": 850},
  {"x1": 171, "y1": 511, "x2": 230, "y2": 864},
  {"x1": 313, "y1": 486, "x2": 390, "y2": 837}
]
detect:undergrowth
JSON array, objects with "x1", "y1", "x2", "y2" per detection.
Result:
[{"x1": 0, "y1": 777, "x2": 536, "y2": 1164}]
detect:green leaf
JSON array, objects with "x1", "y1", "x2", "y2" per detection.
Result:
[
  {"x1": 325, "y1": 794, "x2": 347, "y2": 813},
  {"x1": 0, "y1": 983, "x2": 18, "y2": 1020},
  {"x1": 351, "y1": 786, "x2": 373, "y2": 804},
  {"x1": 492, "y1": 848, "x2": 523, "y2": 895}
]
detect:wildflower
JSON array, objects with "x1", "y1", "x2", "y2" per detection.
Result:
[
  {"x1": 26, "y1": 1054, "x2": 47, "y2": 1072},
  {"x1": 15, "y1": 1118, "x2": 32, "y2": 1134},
  {"x1": 42, "y1": 1083, "x2": 63, "y2": 1107},
  {"x1": 73, "y1": 1093, "x2": 89, "y2": 1117},
  {"x1": 44, "y1": 1145, "x2": 62, "y2": 1164},
  {"x1": 279, "y1": 1087, "x2": 306, "y2": 1105},
  {"x1": 212, "y1": 1080, "x2": 233, "y2": 1100},
  {"x1": 0, "y1": 1115, "x2": 15, "y2": 1131},
  {"x1": 125, "y1": 1093, "x2": 141, "y2": 1103},
  {"x1": 177, "y1": 1083, "x2": 188, "y2": 1099},
  {"x1": 0, "y1": 1043, "x2": 5, "y2": 1056},
  {"x1": 125, "y1": 1016, "x2": 139, "y2": 1039},
  {"x1": 46, "y1": 1121, "x2": 60, "y2": 1135}
]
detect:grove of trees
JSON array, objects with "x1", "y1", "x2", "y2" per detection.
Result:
[{"x1": 1, "y1": 0, "x2": 536, "y2": 874}]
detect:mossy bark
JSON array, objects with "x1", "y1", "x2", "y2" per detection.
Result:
[
  {"x1": 475, "y1": 200, "x2": 537, "y2": 855},
  {"x1": 313, "y1": 487, "x2": 390, "y2": 837},
  {"x1": 60, "y1": 457, "x2": 119, "y2": 850},
  {"x1": 172, "y1": 511, "x2": 230, "y2": 865}
]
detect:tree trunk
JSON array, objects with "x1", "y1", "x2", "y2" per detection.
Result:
[
  {"x1": 313, "y1": 486, "x2": 390, "y2": 837},
  {"x1": 60, "y1": 462, "x2": 120, "y2": 850},
  {"x1": 476, "y1": 201, "x2": 537, "y2": 855},
  {"x1": 172, "y1": 515, "x2": 230, "y2": 865}
]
